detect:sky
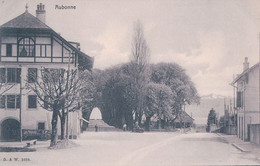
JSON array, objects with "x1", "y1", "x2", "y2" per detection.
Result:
[{"x1": 1, "y1": 0, "x2": 260, "y2": 97}]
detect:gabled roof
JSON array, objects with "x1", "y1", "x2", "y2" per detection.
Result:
[
  {"x1": 0, "y1": 10, "x2": 94, "y2": 71},
  {"x1": 174, "y1": 111, "x2": 194, "y2": 123},
  {"x1": 0, "y1": 11, "x2": 50, "y2": 29},
  {"x1": 231, "y1": 62, "x2": 259, "y2": 85}
]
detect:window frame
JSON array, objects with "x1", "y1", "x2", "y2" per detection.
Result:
[
  {"x1": 0, "y1": 68, "x2": 6, "y2": 83},
  {"x1": 236, "y1": 91, "x2": 243, "y2": 108},
  {"x1": 7, "y1": 95, "x2": 16, "y2": 109},
  {"x1": 18, "y1": 37, "x2": 35, "y2": 57},
  {"x1": 16, "y1": 95, "x2": 21, "y2": 109},
  {"x1": 6, "y1": 44, "x2": 12, "y2": 57},
  {"x1": 28, "y1": 68, "x2": 37, "y2": 83},
  {"x1": 1, "y1": 94, "x2": 21, "y2": 109},
  {"x1": 28, "y1": 95, "x2": 37, "y2": 109},
  {"x1": 0, "y1": 95, "x2": 6, "y2": 109},
  {"x1": 37, "y1": 122, "x2": 45, "y2": 130},
  {"x1": 6, "y1": 68, "x2": 21, "y2": 83}
]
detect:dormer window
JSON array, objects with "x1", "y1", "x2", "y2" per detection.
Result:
[{"x1": 18, "y1": 37, "x2": 35, "y2": 57}]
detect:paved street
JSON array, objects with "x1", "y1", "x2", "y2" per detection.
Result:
[{"x1": 0, "y1": 131, "x2": 259, "y2": 166}]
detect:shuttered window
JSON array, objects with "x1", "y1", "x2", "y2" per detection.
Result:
[
  {"x1": 0, "y1": 95, "x2": 6, "y2": 108},
  {"x1": 28, "y1": 95, "x2": 37, "y2": 108},
  {"x1": 7, "y1": 68, "x2": 21, "y2": 83},
  {"x1": 237, "y1": 91, "x2": 243, "y2": 108},
  {"x1": 38, "y1": 122, "x2": 45, "y2": 130},
  {"x1": 6, "y1": 44, "x2": 12, "y2": 57},
  {"x1": 0, "y1": 95, "x2": 20, "y2": 109},
  {"x1": 28, "y1": 68, "x2": 37, "y2": 83},
  {"x1": 0, "y1": 68, "x2": 6, "y2": 83}
]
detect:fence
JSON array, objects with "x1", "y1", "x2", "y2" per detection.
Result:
[
  {"x1": 22, "y1": 129, "x2": 51, "y2": 140},
  {"x1": 249, "y1": 124, "x2": 260, "y2": 145}
]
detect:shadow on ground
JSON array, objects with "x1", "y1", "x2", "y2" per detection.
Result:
[
  {"x1": 182, "y1": 136, "x2": 229, "y2": 144},
  {"x1": 0, "y1": 147, "x2": 36, "y2": 152}
]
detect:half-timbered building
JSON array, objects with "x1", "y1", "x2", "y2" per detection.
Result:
[{"x1": 0, "y1": 3, "x2": 93, "y2": 141}]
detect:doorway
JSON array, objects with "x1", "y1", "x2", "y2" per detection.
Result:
[{"x1": 1, "y1": 119, "x2": 20, "y2": 141}]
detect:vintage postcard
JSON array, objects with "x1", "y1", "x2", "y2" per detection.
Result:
[{"x1": 0, "y1": 0, "x2": 259, "y2": 166}]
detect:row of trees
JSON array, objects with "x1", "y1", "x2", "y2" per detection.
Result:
[
  {"x1": 89, "y1": 62, "x2": 200, "y2": 131},
  {"x1": 20, "y1": 20, "x2": 199, "y2": 147},
  {"x1": 85, "y1": 21, "x2": 200, "y2": 131}
]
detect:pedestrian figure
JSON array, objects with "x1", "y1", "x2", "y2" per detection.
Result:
[
  {"x1": 95, "y1": 124, "x2": 98, "y2": 132},
  {"x1": 123, "y1": 123, "x2": 127, "y2": 131}
]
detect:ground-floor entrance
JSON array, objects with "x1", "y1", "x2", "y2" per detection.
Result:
[{"x1": 1, "y1": 119, "x2": 20, "y2": 141}]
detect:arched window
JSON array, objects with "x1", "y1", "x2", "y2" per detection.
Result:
[{"x1": 18, "y1": 38, "x2": 35, "y2": 57}]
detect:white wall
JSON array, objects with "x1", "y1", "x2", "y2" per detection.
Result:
[{"x1": 0, "y1": 62, "x2": 80, "y2": 139}]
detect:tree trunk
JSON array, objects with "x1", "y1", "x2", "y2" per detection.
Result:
[
  {"x1": 158, "y1": 111, "x2": 161, "y2": 130},
  {"x1": 127, "y1": 113, "x2": 133, "y2": 131},
  {"x1": 134, "y1": 111, "x2": 138, "y2": 123},
  {"x1": 50, "y1": 108, "x2": 59, "y2": 147},
  {"x1": 158, "y1": 118, "x2": 161, "y2": 130},
  {"x1": 145, "y1": 116, "x2": 151, "y2": 131},
  {"x1": 60, "y1": 109, "x2": 66, "y2": 140},
  {"x1": 121, "y1": 115, "x2": 126, "y2": 129},
  {"x1": 138, "y1": 112, "x2": 142, "y2": 126}
]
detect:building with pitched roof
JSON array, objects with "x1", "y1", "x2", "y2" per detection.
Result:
[
  {"x1": 173, "y1": 111, "x2": 194, "y2": 128},
  {"x1": 0, "y1": 3, "x2": 93, "y2": 141},
  {"x1": 231, "y1": 57, "x2": 260, "y2": 141}
]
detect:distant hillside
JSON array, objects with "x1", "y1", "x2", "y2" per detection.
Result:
[{"x1": 185, "y1": 94, "x2": 232, "y2": 125}]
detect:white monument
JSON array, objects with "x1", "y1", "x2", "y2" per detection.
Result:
[{"x1": 90, "y1": 107, "x2": 102, "y2": 120}]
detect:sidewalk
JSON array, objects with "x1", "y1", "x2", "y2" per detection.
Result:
[
  {"x1": 217, "y1": 133, "x2": 260, "y2": 157},
  {"x1": 0, "y1": 140, "x2": 50, "y2": 151}
]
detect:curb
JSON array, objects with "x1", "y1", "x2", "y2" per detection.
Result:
[
  {"x1": 216, "y1": 133, "x2": 222, "y2": 136},
  {"x1": 231, "y1": 143, "x2": 250, "y2": 152},
  {"x1": 215, "y1": 133, "x2": 251, "y2": 153}
]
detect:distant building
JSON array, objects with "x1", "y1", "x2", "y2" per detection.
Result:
[
  {"x1": 231, "y1": 57, "x2": 260, "y2": 141},
  {"x1": 0, "y1": 3, "x2": 93, "y2": 141},
  {"x1": 173, "y1": 111, "x2": 194, "y2": 128}
]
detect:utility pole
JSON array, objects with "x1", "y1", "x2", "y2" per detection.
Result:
[
  {"x1": 19, "y1": 68, "x2": 22, "y2": 142},
  {"x1": 259, "y1": 33, "x2": 260, "y2": 124},
  {"x1": 66, "y1": 51, "x2": 71, "y2": 139}
]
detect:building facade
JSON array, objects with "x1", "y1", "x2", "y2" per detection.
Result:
[
  {"x1": 173, "y1": 111, "x2": 194, "y2": 128},
  {"x1": 231, "y1": 57, "x2": 260, "y2": 141},
  {"x1": 0, "y1": 3, "x2": 93, "y2": 141}
]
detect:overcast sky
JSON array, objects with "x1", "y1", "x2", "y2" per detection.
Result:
[{"x1": 1, "y1": 0, "x2": 260, "y2": 96}]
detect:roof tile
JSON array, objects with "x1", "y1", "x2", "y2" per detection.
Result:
[{"x1": 0, "y1": 12, "x2": 50, "y2": 29}]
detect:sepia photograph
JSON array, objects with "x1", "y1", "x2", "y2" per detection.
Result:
[{"x1": 0, "y1": 0, "x2": 260, "y2": 165}]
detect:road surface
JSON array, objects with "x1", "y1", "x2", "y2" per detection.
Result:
[{"x1": 0, "y1": 131, "x2": 259, "y2": 166}]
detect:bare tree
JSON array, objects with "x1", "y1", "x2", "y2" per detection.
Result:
[
  {"x1": 0, "y1": 71, "x2": 19, "y2": 107},
  {"x1": 0, "y1": 68, "x2": 18, "y2": 95},
  {"x1": 0, "y1": 84, "x2": 16, "y2": 96},
  {"x1": 130, "y1": 20, "x2": 150, "y2": 125},
  {"x1": 26, "y1": 68, "x2": 83, "y2": 147},
  {"x1": 131, "y1": 20, "x2": 150, "y2": 69}
]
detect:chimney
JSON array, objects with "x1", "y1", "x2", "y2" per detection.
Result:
[
  {"x1": 36, "y1": 3, "x2": 46, "y2": 23},
  {"x1": 243, "y1": 57, "x2": 249, "y2": 71}
]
